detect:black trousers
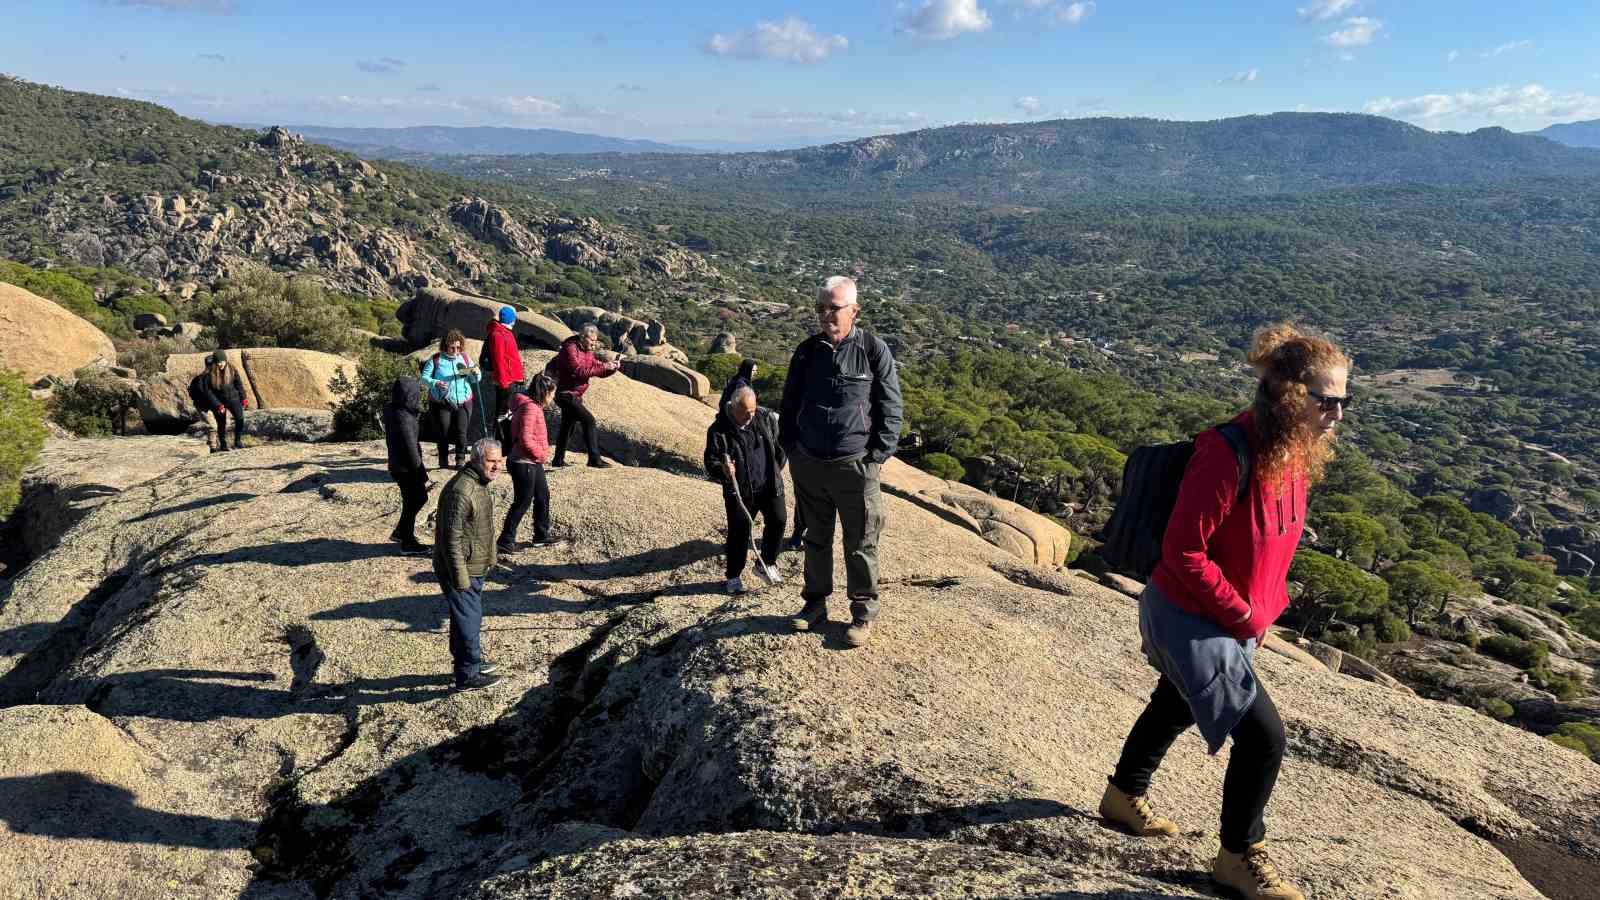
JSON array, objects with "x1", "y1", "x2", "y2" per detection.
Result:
[
  {"x1": 553, "y1": 394, "x2": 601, "y2": 465},
  {"x1": 1109, "y1": 674, "x2": 1286, "y2": 853},
  {"x1": 725, "y1": 485, "x2": 786, "y2": 579},
  {"x1": 211, "y1": 399, "x2": 245, "y2": 446},
  {"x1": 501, "y1": 461, "x2": 551, "y2": 545},
  {"x1": 389, "y1": 467, "x2": 428, "y2": 542},
  {"x1": 433, "y1": 403, "x2": 469, "y2": 467},
  {"x1": 790, "y1": 497, "x2": 807, "y2": 541}
]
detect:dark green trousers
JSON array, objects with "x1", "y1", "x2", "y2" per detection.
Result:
[{"x1": 790, "y1": 447, "x2": 885, "y2": 622}]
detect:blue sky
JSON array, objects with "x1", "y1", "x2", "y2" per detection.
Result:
[{"x1": 3, "y1": 0, "x2": 1597, "y2": 143}]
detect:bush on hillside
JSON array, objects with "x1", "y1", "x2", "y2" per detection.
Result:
[
  {"x1": 1374, "y1": 614, "x2": 1412, "y2": 644},
  {"x1": 109, "y1": 293, "x2": 178, "y2": 323},
  {"x1": 49, "y1": 371, "x2": 140, "y2": 437},
  {"x1": 694, "y1": 353, "x2": 744, "y2": 390},
  {"x1": 0, "y1": 370, "x2": 48, "y2": 518},
  {"x1": 330, "y1": 350, "x2": 419, "y2": 441},
  {"x1": 1475, "y1": 697, "x2": 1514, "y2": 720},
  {"x1": 1549, "y1": 733, "x2": 1593, "y2": 759},
  {"x1": 921, "y1": 452, "x2": 965, "y2": 482},
  {"x1": 1479, "y1": 634, "x2": 1548, "y2": 671},
  {"x1": 193, "y1": 271, "x2": 359, "y2": 355},
  {"x1": 1555, "y1": 722, "x2": 1600, "y2": 760}
]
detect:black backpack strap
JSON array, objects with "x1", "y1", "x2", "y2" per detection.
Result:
[{"x1": 1215, "y1": 422, "x2": 1252, "y2": 504}]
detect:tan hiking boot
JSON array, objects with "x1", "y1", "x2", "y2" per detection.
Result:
[
  {"x1": 843, "y1": 620, "x2": 874, "y2": 647},
  {"x1": 790, "y1": 601, "x2": 827, "y2": 632},
  {"x1": 1213, "y1": 842, "x2": 1305, "y2": 900},
  {"x1": 1098, "y1": 783, "x2": 1180, "y2": 837}
]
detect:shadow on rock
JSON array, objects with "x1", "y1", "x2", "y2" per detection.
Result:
[
  {"x1": 0, "y1": 771, "x2": 255, "y2": 849},
  {"x1": 182, "y1": 538, "x2": 403, "y2": 570},
  {"x1": 126, "y1": 492, "x2": 257, "y2": 523},
  {"x1": 77, "y1": 667, "x2": 454, "y2": 723}
]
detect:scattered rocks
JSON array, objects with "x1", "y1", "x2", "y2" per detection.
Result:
[
  {"x1": 184, "y1": 407, "x2": 335, "y2": 444},
  {"x1": 710, "y1": 332, "x2": 737, "y2": 355},
  {"x1": 395, "y1": 287, "x2": 571, "y2": 351}
]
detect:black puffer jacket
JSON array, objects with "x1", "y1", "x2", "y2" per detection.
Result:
[
  {"x1": 382, "y1": 377, "x2": 425, "y2": 474},
  {"x1": 779, "y1": 327, "x2": 903, "y2": 463},
  {"x1": 705, "y1": 407, "x2": 786, "y2": 504}
]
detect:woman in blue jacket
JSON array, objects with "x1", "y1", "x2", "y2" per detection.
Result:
[{"x1": 420, "y1": 329, "x2": 480, "y2": 469}]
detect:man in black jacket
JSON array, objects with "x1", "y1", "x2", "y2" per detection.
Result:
[
  {"x1": 779, "y1": 276, "x2": 903, "y2": 648},
  {"x1": 382, "y1": 377, "x2": 429, "y2": 555},
  {"x1": 705, "y1": 385, "x2": 787, "y2": 594}
]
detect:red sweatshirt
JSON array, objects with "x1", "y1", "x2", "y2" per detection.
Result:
[
  {"x1": 553, "y1": 336, "x2": 616, "y2": 400},
  {"x1": 505, "y1": 392, "x2": 551, "y2": 465},
  {"x1": 486, "y1": 322, "x2": 524, "y2": 388},
  {"x1": 1151, "y1": 410, "x2": 1306, "y2": 642}
]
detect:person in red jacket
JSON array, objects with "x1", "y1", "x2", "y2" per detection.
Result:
[
  {"x1": 480, "y1": 306, "x2": 526, "y2": 442},
  {"x1": 498, "y1": 373, "x2": 559, "y2": 553},
  {"x1": 550, "y1": 324, "x2": 620, "y2": 468},
  {"x1": 1100, "y1": 324, "x2": 1349, "y2": 900}
]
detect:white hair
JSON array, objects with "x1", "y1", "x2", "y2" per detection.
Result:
[
  {"x1": 580, "y1": 323, "x2": 602, "y2": 339},
  {"x1": 471, "y1": 438, "x2": 503, "y2": 460},
  {"x1": 723, "y1": 384, "x2": 756, "y2": 417},
  {"x1": 818, "y1": 275, "x2": 858, "y2": 306}
]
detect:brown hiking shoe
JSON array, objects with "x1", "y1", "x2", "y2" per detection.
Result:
[
  {"x1": 843, "y1": 620, "x2": 874, "y2": 648},
  {"x1": 1099, "y1": 783, "x2": 1180, "y2": 837},
  {"x1": 1213, "y1": 842, "x2": 1305, "y2": 900},
  {"x1": 790, "y1": 601, "x2": 828, "y2": 632}
]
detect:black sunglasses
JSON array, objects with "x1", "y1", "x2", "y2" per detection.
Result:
[{"x1": 1307, "y1": 389, "x2": 1352, "y2": 413}]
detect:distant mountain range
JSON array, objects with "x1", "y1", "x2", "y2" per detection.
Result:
[
  {"x1": 1532, "y1": 119, "x2": 1600, "y2": 149},
  {"x1": 229, "y1": 124, "x2": 698, "y2": 157},
  {"x1": 426, "y1": 112, "x2": 1600, "y2": 201}
]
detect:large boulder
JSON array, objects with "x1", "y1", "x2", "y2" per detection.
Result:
[
  {"x1": 0, "y1": 438, "x2": 1596, "y2": 899},
  {"x1": 618, "y1": 355, "x2": 711, "y2": 400},
  {"x1": 880, "y1": 458, "x2": 1073, "y2": 567},
  {"x1": 0, "y1": 282, "x2": 117, "y2": 383},
  {"x1": 395, "y1": 287, "x2": 570, "y2": 351},
  {"x1": 139, "y1": 348, "x2": 354, "y2": 428},
  {"x1": 184, "y1": 408, "x2": 335, "y2": 443}
]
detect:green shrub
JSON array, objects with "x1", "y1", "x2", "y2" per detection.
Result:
[
  {"x1": 1548, "y1": 733, "x2": 1592, "y2": 758},
  {"x1": 1536, "y1": 670, "x2": 1585, "y2": 701},
  {"x1": 1479, "y1": 635, "x2": 1548, "y2": 670},
  {"x1": 110, "y1": 293, "x2": 178, "y2": 323},
  {"x1": 49, "y1": 372, "x2": 139, "y2": 437},
  {"x1": 1555, "y1": 723, "x2": 1600, "y2": 758},
  {"x1": 693, "y1": 353, "x2": 744, "y2": 390},
  {"x1": 192, "y1": 271, "x2": 358, "y2": 354},
  {"x1": 0, "y1": 370, "x2": 48, "y2": 518},
  {"x1": 1321, "y1": 627, "x2": 1378, "y2": 662},
  {"x1": 1476, "y1": 698, "x2": 1515, "y2": 720},
  {"x1": 920, "y1": 452, "x2": 965, "y2": 482},
  {"x1": 330, "y1": 350, "x2": 418, "y2": 441},
  {"x1": 1494, "y1": 615, "x2": 1533, "y2": 640},
  {"x1": 1374, "y1": 614, "x2": 1412, "y2": 644}
]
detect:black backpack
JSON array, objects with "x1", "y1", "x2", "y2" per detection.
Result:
[{"x1": 1098, "y1": 423, "x2": 1251, "y2": 579}]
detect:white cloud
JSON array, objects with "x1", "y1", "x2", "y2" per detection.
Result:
[
  {"x1": 1297, "y1": 0, "x2": 1357, "y2": 21},
  {"x1": 1323, "y1": 16, "x2": 1383, "y2": 48},
  {"x1": 356, "y1": 57, "x2": 407, "y2": 74},
  {"x1": 1447, "y1": 49, "x2": 1460, "y2": 63},
  {"x1": 1053, "y1": 2, "x2": 1095, "y2": 25},
  {"x1": 1014, "y1": 95, "x2": 1042, "y2": 114},
  {"x1": 747, "y1": 107, "x2": 928, "y2": 129},
  {"x1": 1005, "y1": 0, "x2": 1092, "y2": 26},
  {"x1": 705, "y1": 16, "x2": 848, "y2": 63},
  {"x1": 1219, "y1": 68, "x2": 1260, "y2": 84},
  {"x1": 1482, "y1": 39, "x2": 1533, "y2": 58},
  {"x1": 1365, "y1": 83, "x2": 1600, "y2": 128},
  {"x1": 469, "y1": 95, "x2": 564, "y2": 117},
  {"x1": 899, "y1": 0, "x2": 993, "y2": 41}
]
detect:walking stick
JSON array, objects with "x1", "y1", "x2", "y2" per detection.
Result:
[{"x1": 723, "y1": 453, "x2": 771, "y2": 583}]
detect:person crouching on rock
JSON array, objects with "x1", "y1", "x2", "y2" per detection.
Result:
[
  {"x1": 420, "y1": 329, "x2": 480, "y2": 469},
  {"x1": 705, "y1": 383, "x2": 787, "y2": 595},
  {"x1": 189, "y1": 349, "x2": 248, "y2": 452},
  {"x1": 498, "y1": 373, "x2": 560, "y2": 554},
  {"x1": 550, "y1": 324, "x2": 620, "y2": 469},
  {"x1": 1100, "y1": 324, "x2": 1350, "y2": 900},
  {"x1": 382, "y1": 376, "x2": 429, "y2": 556},
  {"x1": 434, "y1": 438, "x2": 506, "y2": 691},
  {"x1": 779, "y1": 276, "x2": 903, "y2": 649}
]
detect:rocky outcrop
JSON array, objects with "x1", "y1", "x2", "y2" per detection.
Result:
[
  {"x1": 879, "y1": 459, "x2": 1073, "y2": 567},
  {"x1": 448, "y1": 198, "x2": 542, "y2": 259},
  {"x1": 395, "y1": 287, "x2": 571, "y2": 351},
  {"x1": 1, "y1": 426, "x2": 1597, "y2": 899},
  {"x1": 138, "y1": 348, "x2": 354, "y2": 428},
  {"x1": 709, "y1": 332, "x2": 738, "y2": 355},
  {"x1": 618, "y1": 356, "x2": 711, "y2": 400},
  {"x1": 552, "y1": 306, "x2": 684, "y2": 361},
  {"x1": 184, "y1": 408, "x2": 334, "y2": 443},
  {"x1": 0, "y1": 282, "x2": 117, "y2": 382}
]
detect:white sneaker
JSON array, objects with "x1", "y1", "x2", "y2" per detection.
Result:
[
  {"x1": 725, "y1": 577, "x2": 746, "y2": 595},
  {"x1": 759, "y1": 562, "x2": 784, "y2": 586}
]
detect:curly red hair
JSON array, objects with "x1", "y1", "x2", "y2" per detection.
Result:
[{"x1": 1247, "y1": 323, "x2": 1350, "y2": 491}]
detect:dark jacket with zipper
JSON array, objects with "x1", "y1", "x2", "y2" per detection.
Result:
[
  {"x1": 382, "y1": 377, "x2": 425, "y2": 475},
  {"x1": 705, "y1": 407, "x2": 787, "y2": 505},
  {"x1": 779, "y1": 327, "x2": 903, "y2": 463}
]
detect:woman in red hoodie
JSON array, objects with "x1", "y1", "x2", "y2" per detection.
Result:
[
  {"x1": 497, "y1": 373, "x2": 559, "y2": 553},
  {"x1": 1100, "y1": 324, "x2": 1349, "y2": 900}
]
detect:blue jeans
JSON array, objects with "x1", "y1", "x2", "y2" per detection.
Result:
[{"x1": 444, "y1": 576, "x2": 484, "y2": 682}]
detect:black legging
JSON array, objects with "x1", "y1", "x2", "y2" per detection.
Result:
[
  {"x1": 725, "y1": 486, "x2": 786, "y2": 579},
  {"x1": 553, "y1": 394, "x2": 601, "y2": 465},
  {"x1": 211, "y1": 399, "x2": 244, "y2": 447},
  {"x1": 389, "y1": 467, "x2": 428, "y2": 542},
  {"x1": 1109, "y1": 674, "x2": 1285, "y2": 853},
  {"x1": 500, "y1": 461, "x2": 551, "y2": 545},
  {"x1": 433, "y1": 403, "x2": 469, "y2": 467}
]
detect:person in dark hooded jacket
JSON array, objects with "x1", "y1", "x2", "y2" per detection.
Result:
[
  {"x1": 382, "y1": 377, "x2": 429, "y2": 555},
  {"x1": 189, "y1": 349, "x2": 249, "y2": 452}
]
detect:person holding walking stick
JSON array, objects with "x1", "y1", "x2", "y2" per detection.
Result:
[{"x1": 704, "y1": 384, "x2": 787, "y2": 594}]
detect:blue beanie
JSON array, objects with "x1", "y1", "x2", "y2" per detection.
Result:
[{"x1": 498, "y1": 306, "x2": 516, "y2": 326}]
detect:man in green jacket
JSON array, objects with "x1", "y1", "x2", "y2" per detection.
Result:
[{"x1": 433, "y1": 438, "x2": 505, "y2": 690}]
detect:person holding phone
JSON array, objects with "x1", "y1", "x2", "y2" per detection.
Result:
[{"x1": 420, "y1": 329, "x2": 479, "y2": 469}]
